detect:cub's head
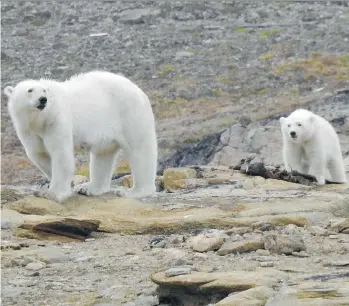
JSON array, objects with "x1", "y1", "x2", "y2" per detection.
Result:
[
  {"x1": 279, "y1": 109, "x2": 316, "y2": 143},
  {"x1": 4, "y1": 80, "x2": 49, "y2": 111}
]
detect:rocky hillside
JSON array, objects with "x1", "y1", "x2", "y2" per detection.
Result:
[{"x1": 1, "y1": 0, "x2": 349, "y2": 184}]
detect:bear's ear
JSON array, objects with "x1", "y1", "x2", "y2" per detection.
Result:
[
  {"x1": 279, "y1": 117, "x2": 286, "y2": 125},
  {"x1": 4, "y1": 86, "x2": 14, "y2": 98}
]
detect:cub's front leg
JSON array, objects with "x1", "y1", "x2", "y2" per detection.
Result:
[{"x1": 283, "y1": 144, "x2": 303, "y2": 173}]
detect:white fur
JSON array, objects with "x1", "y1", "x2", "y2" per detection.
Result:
[
  {"x1": 4, "y1": 71, "x2": 158, "y2": 202},
  {"x1": 280, "y1": 108, "x2": 347, "y2": 185}
]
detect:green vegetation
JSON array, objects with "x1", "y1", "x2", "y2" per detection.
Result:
[
  {"x1": 259, "y1": 29, "x2": 280, "y2": 38},
  {"x1": 259, "y1": 52, "x2": 275, "y2": 61},
  {"x1": 235, "y1": 27, "x2": 246, "y2": 33},
  {"x1": 212, "y1": 88, "x2": 223, "y2": 97},
  {"x1": 156, "y1": 64, "x2": 176, "y2": 77},
  {"x1": 272, "y1": 54, "x2": 349, "y2": 81}
]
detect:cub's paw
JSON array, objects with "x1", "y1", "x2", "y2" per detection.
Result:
[{"x1": 316, "y1": 176, "x2": 326, "y2": 186}]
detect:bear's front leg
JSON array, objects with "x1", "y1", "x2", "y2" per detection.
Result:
[
  {"x1": 18, "y1": 132, "x2": 52, "y2": 180},
  {"x1": 43, "y1": 134, "x2": 75, "y2": 203},
  {"x1": 283, "y1": 145, "x2": 303, "y2": 173},
  {"x1": 307, "y1": 150, "x2": 326, "y2": 185}
]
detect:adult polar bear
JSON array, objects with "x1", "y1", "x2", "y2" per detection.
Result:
[
  {"x1": 4, "y1": 71, "x2": 158, "y2": 203},
  {"x1": 280, "y1": 108, "x2": 347, "y2": 185}
]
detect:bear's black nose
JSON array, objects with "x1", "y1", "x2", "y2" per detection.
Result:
[
  {"x1": 39, "y1": 97, "x2": 47, "y2": 105},
  {"x1": 290, "y1": 131, "x2": 296, "y2": 137}
]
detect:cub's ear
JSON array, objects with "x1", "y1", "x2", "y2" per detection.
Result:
[
  {"x1": 4, "y1": 86, "x2": 14, "y2": 98},
  {"x1": 279, "y1": 117, "x2": 286, "y2": 125}
]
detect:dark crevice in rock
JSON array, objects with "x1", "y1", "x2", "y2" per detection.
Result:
[
  {"x1": 157, "y1": 132, "x2": 222, "y2": 175},
  {"x1": 157, "y1": 286, "x2": 229, "y2": 306}
]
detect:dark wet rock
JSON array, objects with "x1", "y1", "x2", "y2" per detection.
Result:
[{"x1": 157, "y1": 132, "x2": 222, "y2": 175}]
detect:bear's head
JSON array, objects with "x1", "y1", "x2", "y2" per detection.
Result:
[
  {"x1": 4, "y1": 80, "x2": 49, "y2": 112},
  {"x1": 280, "y1": 109, "x2": 316, "y2": 144}
]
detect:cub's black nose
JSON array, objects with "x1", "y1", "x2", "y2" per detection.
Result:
[
  {"x1": 290, "y1": 131, "x2": 296, "y2": 137},
  {"x1": 39, "y1": 97, "x2": 47, "y2": 105}
]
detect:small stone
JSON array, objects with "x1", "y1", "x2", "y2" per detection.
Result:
[
  {"x1": 85, "y1": 238, "x2": 95, "y2": 242},
  {"x1": 217, "y1": 238, "x2": 264, "y2": 256},
  {"x1": 329, "y1": 218, "x2": 349, "y2": 233},
  {"x1": 282, "y1": 224, "x2": 299, "y2": 235},
  {"x1": 72, "y1": 175, "x2": 88, "y2": 187},
  {"x1": 75, "y1": 256, "x2": 93, "y2": 262},
  {"x1": 149, "y1": 236, "x2": 168, "y2": 248},
  {"x1": 25, "y1": 262, "x2": 45, "y2": 271},
  {"x1": 190, "y1": 235, "x2": 224, "y2": 252},
  {"x1": 292, "y1": 251, "x2": 310, "y2": 257},
  {"x1": 256, "y1": 249, "x2": 270, "y2": 256},
  {"x1": 224, "y1": 227, "x2": 252, "y2": 235},
  {"x1": 1, "y1": 209, "x2": 24, "y2": 229},
  {"x1": 323, "y1": 260, "x2": 349, "y2": 267},
  {"x1": 260, "y1": 261, "x2": 274, "y2": 267},
  {"x1": 164, "y1": 267, "x2": 192, "y2": 277},
  {"x1": 308, "y1": 225, "x2": 328, "y2": 236},
  {"x1": 329, "y1": 235, "x2": 338, "y2": 239},
  {"x1": 263, "y1": 234, "x2": 306, "y2": 255}
]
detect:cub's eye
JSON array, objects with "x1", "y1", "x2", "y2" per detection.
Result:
[
  {"x1": 287, "y1": 124, "x2": 291, "y2": 127},
  {"x1": 28, "y1": 88, "x2": 33, "y2": 93},
  {"x1": 297, "y1": 123, "x2": 302, "y2": 127}
]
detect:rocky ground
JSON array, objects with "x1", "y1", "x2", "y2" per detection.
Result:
[
  {"x1": 2, "y1": 168, "x2": 349, "y2": 306},
  {"x1": 1, "y1": 1, "x2": 349, "y2": 306}
]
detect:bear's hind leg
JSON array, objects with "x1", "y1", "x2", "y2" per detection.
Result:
[
  {"x1": 329, "y1": 158, "x2": 348, "y2": 183},
  {"x1": 74, "y1": 149, "x2": 119, "y2": 196},
  {"x1": 124, "y1": 142, "x2": 157, "y2": 198}
]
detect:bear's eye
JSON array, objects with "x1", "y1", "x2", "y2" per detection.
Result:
[
  {"x1": 297, "y1": 123, "x2": 302, "y2": 127},
  {"x1": 28, "y1": 88, "x2": 33, "y2": 93},
  {"x1": 287, "y1": 124, "x2": 291, "y2": 127}
]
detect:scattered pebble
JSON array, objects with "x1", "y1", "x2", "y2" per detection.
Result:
[
  {"x1": 165, "y1": 267, "x2": 192, "y2": 277},
  {"x1": 260, "y1": 261, "x2": 274, "y2": 267},
  {"x1": 25, "y1": 262, "x2": 45, "y2": 271}
]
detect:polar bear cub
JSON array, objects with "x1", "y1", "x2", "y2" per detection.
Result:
[
  {"x1": 280, "y1": 108, "x2": 347, "y2": 185},
  {"x1": 4, "y1": 71, "x2": 158, "y2": 202}
]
